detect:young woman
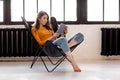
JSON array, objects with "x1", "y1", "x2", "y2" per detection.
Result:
[{"x1": 31, "y1": 11, "x2": 83, "y2": 72}]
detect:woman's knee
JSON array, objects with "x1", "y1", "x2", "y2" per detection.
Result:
[
  {"x1": 77, "y1": 33, "x2": 84, "y2": 39},
  {"x1": 74, "y1": 33, "x2": 84, "y2": 42}
]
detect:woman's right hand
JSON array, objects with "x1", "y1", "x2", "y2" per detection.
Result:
[
  {"x1": 52, "y1": 33, "x2": 59, "y2": 40},
  {"x1": 47, "y1": 32, "x2": 59, "y2": 40},
  {"x1": 53, "y1": 33, "x2": 59, "y2": 38}
]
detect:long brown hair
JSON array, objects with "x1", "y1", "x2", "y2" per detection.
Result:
[{"x1": 32, "y1": 11, "x2": 52, "y2": 30}]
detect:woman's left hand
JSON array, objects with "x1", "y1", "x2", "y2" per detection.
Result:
[{"x1": 64, "y1": 27, "x2": 68, "y2": 35}]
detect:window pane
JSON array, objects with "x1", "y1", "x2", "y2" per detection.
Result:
[
  {"x1": 52, "y1": 0, "x2": 63, "y2": 21},
  {"x1": 11, "y1": 0, "x2": 23, "y2": 21},
  {"x1": 25, "y1": 0, "x2": 37, "y2": 21},
  {"x1": 65, "y1": 0, "x2": 77, "y2": 21},
  {"x1": 87, "y1": 0, "x2": 103, "y2": 21},
  {"x1": 0, "y1": 0, "x2": 3, "y2": 22},
  {"x1": 104, "y1": 0, "x2": 119, "y2": 21},
  {"x1": 38, "y1": 0, "x2": 50, "y2": 17}
]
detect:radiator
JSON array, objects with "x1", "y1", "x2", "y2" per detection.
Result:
[
  {"x1": 101, "y1": 28, "x2": 120, "y2": 56},
  {"x1": 0, "y1": 28, "x2": 36, "y2": 57}
]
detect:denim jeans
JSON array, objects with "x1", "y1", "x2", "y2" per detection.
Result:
[
  {"x1": 68, "y1": 32, "x2": 84, "y2": 45},
  {"x1": 52, "y1": 37, "x2": 70, "y2": 53},
  {"x1": 52, "y1": 32, "x2": 84, "y2": 53}
]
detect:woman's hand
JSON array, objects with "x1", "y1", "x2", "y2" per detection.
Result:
[
  {"x1": 52, "y1": 33, "x2": 59, "y2": 39},
  {"x1": 47, "y1": 32, "x2": 59, "y2": 41}
]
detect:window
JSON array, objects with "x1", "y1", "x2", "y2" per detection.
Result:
[
  {"x1": 11, "y1": 0, "x2": 77, "y2": 23},
  {"x1": 1, "y1": 0, "x2": 120, "y2": 25},
  {"x1": 24, "y1": 0, "x2": 37, "y2": 21},
  {"x1": 87, "y1": 0, "x2": 103, "y2": 21},
  {"x1": 104, "y1": 0, "x2": 119, "y2": 21},
  {"x1": 38, "y1": 0, "x2": 50, "y2": 18},
  {"x1": 0, "y1": 0, "x2": 3, "y2": 22},
  {"x1": 65, "y1": 0, "x2": 76, "y2": 21},
  {"x1": 52, "y1": 0, "x2": 64, "y2": 21},
  {"x1": 87, "y1": 0, "x2": 119, "y2": 23},
  {"x1": 11, "y1": 0, "x2": 23, "y2": 21}
]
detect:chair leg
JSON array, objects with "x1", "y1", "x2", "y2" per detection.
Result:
[
  {"x1": 40, "y1": 56, "x2": 66, "y2": 72},
  {"x1": 30, "y1": 55, "x2": 39, "y2": 68},
  {"x1": 47, "y1": 56, "x2": 65, "y2": 65},
  {"x1": 30, "y1": 49, "x2": 43, "y2": 68}
]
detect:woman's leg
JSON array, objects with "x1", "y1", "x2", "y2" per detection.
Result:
[
  {"x1": 69, "y1": 39, "x2": 77, "y2": 48},
  {"x1": 68, "y1": 33, "x2": 84, "y2": 48},
  {"x1": 53, "y1": 37, "x2": 70, "y2": 53},
  {"x1": 66, "y1": 51, "x2": 81, "y2": 72},
  {"x1": 53, "y1": 37, "x2": 81, "y2": 72}
]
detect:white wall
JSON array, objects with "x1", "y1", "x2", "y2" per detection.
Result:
[
  {"x1": 1, "y1": 24, "x2": 120, "y2": 61},
  {"x1": 66, "y1": 24, "x2": 120, "y2": 61}
]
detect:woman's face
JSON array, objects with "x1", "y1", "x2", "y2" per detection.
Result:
[{"x1": 39, "y1": 14, "x2": 48, "y2": 26}]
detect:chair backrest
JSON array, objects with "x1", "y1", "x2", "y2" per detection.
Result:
[
  {"x1": 21, "y1": 17, "x2": 44, "y2": 54},
  {"x1": 50, "y1": 17, "x2": 58, "y2": 32},
  {"x1": 21, "y1": 17, "x2": 33, "y2": 37},
  {"x1": 21, "y1": 17, "x2": 38, "y2": 43}
]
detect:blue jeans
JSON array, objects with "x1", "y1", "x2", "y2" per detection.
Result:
[
  {"x1": 68, "y1": 32, "x2": 84, "y2": 46},
  {"x1": 52, "y1": 32, "x2": 84, "y2": 53}
]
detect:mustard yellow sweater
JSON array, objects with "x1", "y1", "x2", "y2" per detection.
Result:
[{"x1": 31, "y1": 27, "x2": 53, "y2": 46}]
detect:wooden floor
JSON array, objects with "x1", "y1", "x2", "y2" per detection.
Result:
[{"x1": 0, "y1": 59, "x2": 120, "y2": 80}]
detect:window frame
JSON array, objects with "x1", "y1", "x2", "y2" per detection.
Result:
[
  {"x1": 83, "y1": 0, "x2": 120, "y2": 24},
  {"x1": 0, "y1": 0, "x2": 79, "y2": 25},
  {"x1": 1, "y1": 0, "x2": 120, "y2": 25}
]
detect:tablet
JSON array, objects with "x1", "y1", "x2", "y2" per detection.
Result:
[{"x1": 56, "y1": 23, "x2": 67, "y2": 37}]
